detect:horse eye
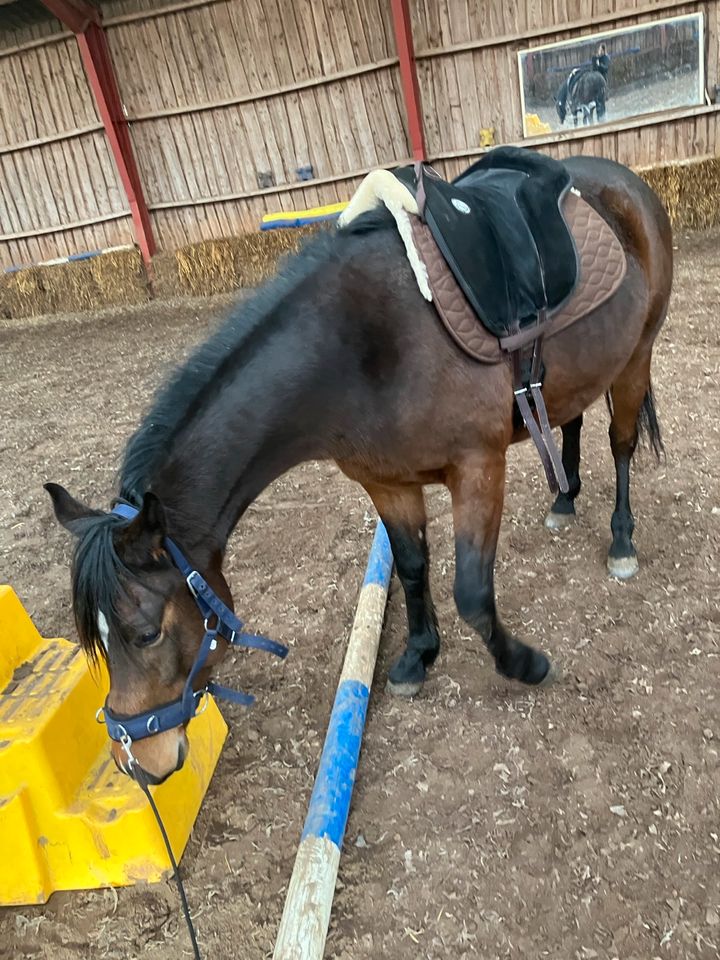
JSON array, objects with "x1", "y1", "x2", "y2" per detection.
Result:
[{"x1": 136, "y1": 630, "x2": 161, "y2": 648}]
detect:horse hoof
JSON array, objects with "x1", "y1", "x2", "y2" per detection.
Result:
[
  {"x1": 545, "y1": 511, "x2": 575, "y2": 531},
  {"x1": 607, "y1": 555, "x2": 639, "y2": 580},
  {"x1": 386, "y1": 679, "x2": 423, "y2": 698},
  {"x1": 538, "y1": 660, "x2": 562, "y2": 687}
]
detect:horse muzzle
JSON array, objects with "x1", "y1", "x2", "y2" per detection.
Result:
[{"x1": 111, "y1": 726, "x2": 189, "y2": 784}]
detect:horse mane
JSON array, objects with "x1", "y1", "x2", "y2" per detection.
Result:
[
  {"x1": 119, "y1": 211, "x2": 396, "y2": 506},
  {"x1": 66, "y1": 211, "x2": 398, "y2": 660}
]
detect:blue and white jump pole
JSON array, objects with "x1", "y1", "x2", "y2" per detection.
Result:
[{"x1": 273, "y1": 521, "x2": 393, "y2": 960}]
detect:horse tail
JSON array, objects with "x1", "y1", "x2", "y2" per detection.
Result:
[
  {"x1": 638, "y1": 381, "x2": 664, "y2": 459},
  {"x1": 604, "y1": 381, "x2": 665, "y2": 460}
]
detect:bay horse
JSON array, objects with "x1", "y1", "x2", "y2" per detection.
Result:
[
  {"x1": 556, "y1": 69, "x2": 608, "y2": 126},
  {"x1": 46, "y1": 154, "x2": 672, "y2": 784}
]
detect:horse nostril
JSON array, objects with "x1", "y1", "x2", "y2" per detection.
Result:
[
  {"x1": 175, "y1": 736, "x2": 188, "y2": 772},
  {"x1": 136, "y1": 766, "x2": 167, "y2": 786}
]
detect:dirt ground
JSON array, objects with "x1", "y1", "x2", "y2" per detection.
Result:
[{"x1": 1, "y1": 227, "x2": 719, "y2": 960}]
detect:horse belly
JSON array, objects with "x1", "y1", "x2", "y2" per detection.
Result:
[{"x1": 532, "y1": 284, "x2": 649, "y2": 431}]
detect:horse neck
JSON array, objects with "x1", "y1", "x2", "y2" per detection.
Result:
[{"x1": 148, "y1": 285, "x2": 348, "y2": 562}]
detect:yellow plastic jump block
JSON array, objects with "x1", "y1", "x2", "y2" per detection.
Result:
[{"x1": 0, "y1": 585, "x2": 228, "y2": 906}]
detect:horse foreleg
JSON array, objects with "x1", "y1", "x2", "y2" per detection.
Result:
[
  {"x1": 365, "y1": 482, "x2": 440, "y2": 697},
  {"x1": 545, "y1": 414, "x2": 583, "y2": 530},
  {"x1": 449, "y1": 453, "x2": 555, "y2": 686}
]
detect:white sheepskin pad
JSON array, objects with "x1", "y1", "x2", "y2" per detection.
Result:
[{"x1": 339, "y1": 169, "x2": 432, "y2": 301}]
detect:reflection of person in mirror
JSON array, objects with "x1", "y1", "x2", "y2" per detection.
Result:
[{"x1": 592, "y1": 43, "x2": 611, "y2": 82}]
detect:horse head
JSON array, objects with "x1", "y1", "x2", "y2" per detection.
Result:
[{"x1": 45, "y1": 483, "x2": 232, "y2": 783}]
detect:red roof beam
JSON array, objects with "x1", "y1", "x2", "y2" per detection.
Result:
[{"x1": 38, "y1": 0, "x2": 101, "y2": 34}]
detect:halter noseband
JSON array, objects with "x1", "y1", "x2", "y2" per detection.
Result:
[{"x1": 97, "y1": 503, "x2": 288, "y2": 756}]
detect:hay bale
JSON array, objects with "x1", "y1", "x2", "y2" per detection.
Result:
[
  {"x1": 0, "y1": 248, "x2": 149, "y2": 319},
  {"x1": 150, "y1": 250, "x2": 182, "y2": 301},
  {"x1": 90, "y1": 248, "x2": 148, "y2": 307},
  {"x1": 1, "y1": 266, "x2": 60, "y2": 318},
  {"x1": 168, "y1": 226, "x2": 322, "y2": 298},
  {"x1": 176, "y1": 238, "x2": 238, "y2": 297},
  {"x1": 638, "y1": 156, "x2": 720, "y2": 231},
  {"x1": 43, "y1": 259, "x2": 98, "y2": 314}
]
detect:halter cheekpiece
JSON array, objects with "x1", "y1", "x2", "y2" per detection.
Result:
[{"x1": 96, "y1": 502, "x2": 288, "y2": 753}]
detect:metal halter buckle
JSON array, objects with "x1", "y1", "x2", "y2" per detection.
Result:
[{"x1": 119, "y1": 731, "x2": 136, "y2": 769}]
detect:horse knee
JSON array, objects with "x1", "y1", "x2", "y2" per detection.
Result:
[{"x1": 385, "y1": 523, "x2": 427, "y2": 584}]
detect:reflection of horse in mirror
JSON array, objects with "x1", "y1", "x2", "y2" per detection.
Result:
[
  {"x1": 556, "y1": 69, "x2": 608, "y2": 126},
  {"x1": 47, "y1": 153, "x2": 672, "y2": 786}
]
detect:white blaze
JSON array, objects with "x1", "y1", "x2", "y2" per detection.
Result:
[{"x1": 97, "y1": 610, "x2": 110, "y2": 652}]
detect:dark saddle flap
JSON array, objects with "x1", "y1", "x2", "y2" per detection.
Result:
[{"x1": 395, "y1": 147, "x2": 579, "y2": 338}]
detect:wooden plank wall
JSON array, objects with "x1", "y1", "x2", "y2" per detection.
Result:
[
  {"x1": 0, "y1": 30, "x2": 133, "y2": 267},
  {"x1": 0, "y1": 0, "x2": 411, "y2": 265},
  {"x1": 0, "y1": 0, "x2": 718, "y2": 267},
  {"x1": 410, "y1": 0, "x2": 719, "y2": 179},
  {"x1": 102, "y1": 0, "x2": 411, "y2": 249}
]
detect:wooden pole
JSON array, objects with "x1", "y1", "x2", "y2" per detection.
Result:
[
  {"x1": 38, "y1": 3, "x2": 156, "y2": 270},
  {"x1": 389, "y1": 0, "x2": 426, "y2": 162},
  {"x1": 273, "y1": 523, "x2": 393, "y2": 960}
]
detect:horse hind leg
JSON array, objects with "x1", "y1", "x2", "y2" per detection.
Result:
[
  {"x1": 545, "y1": 414, "x2": 583, "y2": 530},
  {"x1": 363, "y1": 481, "x2": 440, "y2": 697},
  {"x1": 606, "y1": 350, "x2": 663, "y2": 580}
]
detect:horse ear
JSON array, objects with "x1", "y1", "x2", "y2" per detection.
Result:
[
  {"x1": 117, "y1": 492, "x2": 168, "y2": 564},
  {"x1": 44, "y1": 482, "x2": 102, "y2": 535}
]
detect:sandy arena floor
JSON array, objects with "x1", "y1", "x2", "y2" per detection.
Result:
[{"x1": 0, "y1": 227, "x2": 718, "y2": 960}]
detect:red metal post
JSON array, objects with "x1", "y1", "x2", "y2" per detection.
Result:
[
  {"x1": 76, "y1": 24, "x2": 155, "y2": 266},
  {"x1": 390, "y1": 0, "x2": 427, "y2": 162},
  {"x1": 39, "y1": 2, "x2": 156, "y2": 269}
]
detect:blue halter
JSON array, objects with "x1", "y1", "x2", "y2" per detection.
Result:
[{"x1": 98, "y1": 503, "x2": 288, "y2": 748}]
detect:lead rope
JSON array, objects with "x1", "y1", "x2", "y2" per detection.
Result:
[{"x1": 131, "y1": 759, "x2": 203, "y2": 960}]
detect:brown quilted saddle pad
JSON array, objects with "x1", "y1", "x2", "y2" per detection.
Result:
[{"x1": 411, "y1": 190, "x2": 627, "y2": 364}]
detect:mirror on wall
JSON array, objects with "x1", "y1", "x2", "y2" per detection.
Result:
[{"x1": 518, "y1": 13, "x2": 705, "y2": 137}]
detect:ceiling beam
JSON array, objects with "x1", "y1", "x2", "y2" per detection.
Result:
[{"x1": 37, "y1": 0, "x2": 100, "y2": 34}]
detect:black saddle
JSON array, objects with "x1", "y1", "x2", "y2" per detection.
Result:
[{"x1": 394, "y1": 146, "x2": 579, "y2": 338}]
